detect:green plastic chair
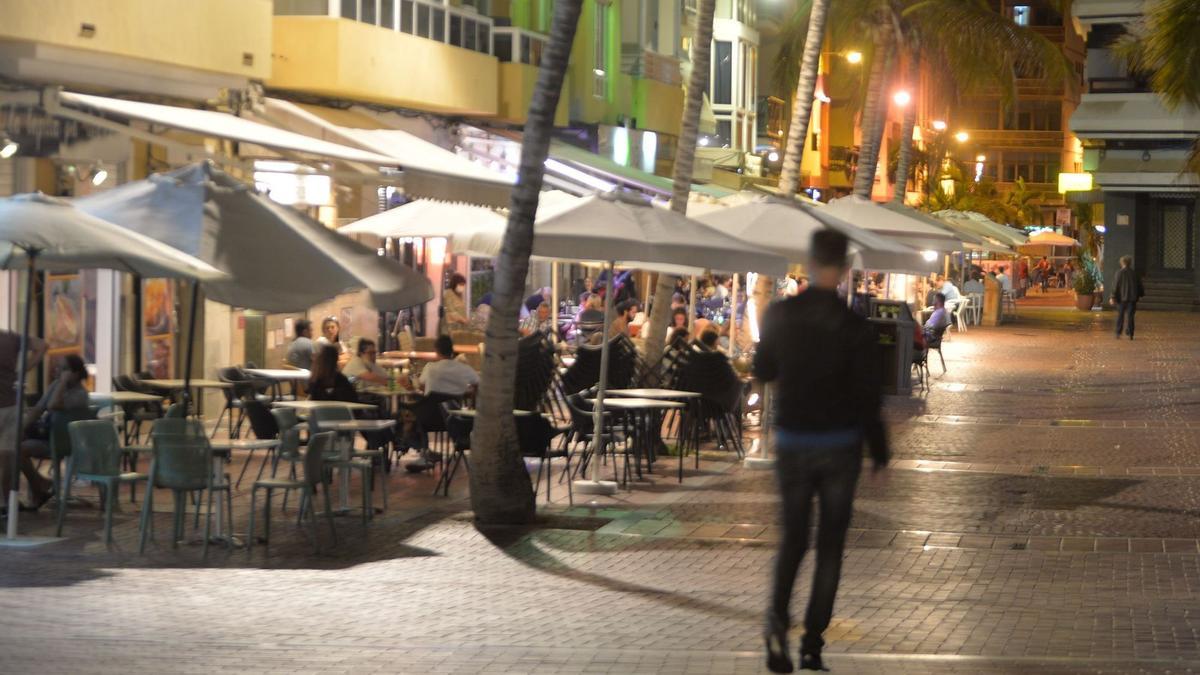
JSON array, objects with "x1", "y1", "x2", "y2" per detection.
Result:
[
  {"x1": 247, "y1": 430, "x2": 336, "y2": 554},
  {"x1": 140, "y1": 418, "x2": 232, "y2": 557},
  {"x1": 57, "y1": 420, "x2": 149, "y2": 543},
  {"x1": 46, "y1": 408, "x2": 97, "y2": 496},
  {"x1": 308, "y1": 406, "x2": 386, "y2": 514}
]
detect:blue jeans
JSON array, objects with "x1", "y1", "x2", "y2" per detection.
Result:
[
  {"x1": 769, "y1": 428, "x2": 862, "y2": 653},
  {"x1": 1116, "y1": 301, "x2": 1137, "y2": 337}
]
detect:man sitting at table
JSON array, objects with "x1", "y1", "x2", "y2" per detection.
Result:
[
  {"x1": 924, "y1": 293, "x2": 952, "y2": 339},
  {"x1": 343, "y1": 338, "x2": 389, "y2": 386},
  {"x1": 520, "y1": 302, "x2": 554, "y2": 337},
  {"x1": 416, "y1": 336, "x2": 479, "y2": 397},
  {"x1": 609, "y1": 299, "x2": 639, "y2": 338},
  {"x1": 285, "y1": 319, "x2": 314, "y2": 370}
]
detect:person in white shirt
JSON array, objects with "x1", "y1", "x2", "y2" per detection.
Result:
[
  {"x1": 416, "y1": 335, "x2": 479, "y2": 397},
  {"x1": 995, "y1": 267, "x2": 1013, "y2": 293},
  {"x1": 963, "y1": 275, "x2": 985, "y2": 296},
  {"x1": 343, "y1": 338, "x2": 388, "y2": 386}
]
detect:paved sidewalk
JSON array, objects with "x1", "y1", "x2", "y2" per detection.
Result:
[{"x1": 3, "y1": 307, "x2": 1200, "y2": 674}]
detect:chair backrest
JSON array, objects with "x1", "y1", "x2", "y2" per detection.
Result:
[
  {"x1": 560, "y1": 336, "x2": 636, "y2": 396},
  {"x1": 164, "y1": 402, "x2": 186, "y2": 418},
  {"x1": 67, "y1": 420, "x2": 123, "y2": 477},
  {"x1": 271, "y1": 406, "x2": 300, "y2": 434},
  {"x1": 49, "y1": 407, "x2": 97, "y2": 459},
  {"x1": 242, "y1": 399, "x2": 279, "y2": 440},
  {"x1": 277, "y1": 425, "x2": 302, "y2": 460},
  {"x1": 441, "y1": 400, "x2": 472, "y2": 451},
  {"x1": 303, "y1": 432, "x2": 335, "y2": 487},
  {"x1": 676, "y1": 350, "x2": 742, "y2": 413},
  {"x1": 927, "y1": 324, "x2": 947, "y2": 349},
  {"x1": 514, "y1": 333, "x2": 556, "y2": 412},
  {"x1": 150, "y1": 417, "x2": 210, "y2": 490},
  {"x1": 307, "y1": 405, "x2": 353, "y2": 436},
  {"x1": 516, "y1": 414, "x2": 555, "y2": 458}
]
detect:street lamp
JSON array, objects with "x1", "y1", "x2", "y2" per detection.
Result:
[
  {"x1": 954, "y1": 131, "x2": 970, "y2": 143},
  {"x1": 892, "y1": 90, "x2": 911, "y2": 107},
  {"x1": 0, "y1": 137, "x2": 17, "y2": 159},
  {"x1": 845, "y1": 50, "x2": 863, "y2": 64},
  {"x1": 931, "y1": 120, "x2": 947, "y2": 131}
]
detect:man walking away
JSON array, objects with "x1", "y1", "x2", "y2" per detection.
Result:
[
  {"x1": 1110, "y1": 255, "x2": 1144, "y2": 340},
  {"x1": 754, "y1": 230, "x2": 890, "y2": 672}
]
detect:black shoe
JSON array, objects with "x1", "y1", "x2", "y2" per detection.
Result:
[
  {"x1": 763, "y1": 614, "x2": 792, "y2": 672},
  {"x1": 799, "y1": 651, "x2": 826, "y2": 671}
]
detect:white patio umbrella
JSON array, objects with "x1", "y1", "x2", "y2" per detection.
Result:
[
  {"x1": 932, "y1": 210, "x2": 1029, "y2": 248},
  {"x1": 77, "y1": 162, "x2": 434, "y2": 314},
  {"x1": 825, "y1": 196, "x2": 974, "y2": 253},
  {"x1": 0, "y1": 193, "x2": 225, "y2": 545},
  {"x1": 339, "y1": 199, "x2": 506, "y2": 239},
  {"x1": 476, "y1": 193, "x2": 787, "y2": 494},
  {"x1": 695, "y1": 198, "x2": 930, "y2": 274}
]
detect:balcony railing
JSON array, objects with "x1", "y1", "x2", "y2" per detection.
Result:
[
  {"x1": 494, "y1": 27, "x2": 547, "y2": 67},
  {"x1": 289, "y1": 0, "x2": 495, "y2": 55}
]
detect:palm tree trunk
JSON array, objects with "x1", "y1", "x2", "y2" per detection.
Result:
[
  {"x1": 469, "y1": 0, "x2": 583, "y2": 525},
  {"x1": 892, "y1": 51, "x2": 920, "y2": 205},
  {"x1": 777, "y1": 0, "x2": 830, "y2": 198},
  {"x1": 852, "y1": 33, "x2": 895, "y2": 198},
  {"x1": 644, "y1": 0, "x2": 717, "y2": 365}
]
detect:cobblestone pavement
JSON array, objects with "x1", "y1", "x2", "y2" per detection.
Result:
[{"x1": 3, "y1": 307, "x2": 1200, "y2": 674}]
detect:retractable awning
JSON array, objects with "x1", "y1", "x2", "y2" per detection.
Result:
[
  {"x1": 261, "y1": 98, "x2": 514, "y2": 207},
  {"x1": 51, "y1": 90, "x2": 398, "y2": 166}
]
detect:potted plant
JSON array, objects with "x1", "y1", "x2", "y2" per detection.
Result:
[{"x1": 1073, "y1": 254, "x2": 1101, "y2": 310}]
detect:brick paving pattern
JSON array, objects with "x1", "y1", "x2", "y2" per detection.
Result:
[{"x1": 2, "y1": 307, "x2": 1200, "y2": 673}]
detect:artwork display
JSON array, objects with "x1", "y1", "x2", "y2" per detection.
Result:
[{"x1": 142, "y1": 279, "x2": 175, "y2": 379}]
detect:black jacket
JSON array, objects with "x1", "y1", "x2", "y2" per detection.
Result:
[
  {"x1": 753, "y1": 288, "x2": 889, "y2": 465},
  {"x1": 1110, "y1": 267, "x2": 1144, "y2": 304}
]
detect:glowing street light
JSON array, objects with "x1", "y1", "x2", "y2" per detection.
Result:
[
  {"x1": 0, "y1": 138, "x2": 17, "y2": 159},
  {"x1": 954, "y1": 131, "x2": 970, "y2": 143},
  {"x1": 845, "y1": 51, "x2": 863, "y2": 64},
  {"x1": 892, "y1": 90, "x2": 911, "y2": 107},
  {"x1": 975, "y1": 154, "x2": 987, "y2": 162},
  {"x1": 932, "y1": 120, "x2": 947, "y2": 131}
]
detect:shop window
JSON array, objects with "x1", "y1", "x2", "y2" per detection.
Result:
[
  {"x1": 1012, "y1": 5, "x2": 1030, "y2": 25},
  {"x1": 715, "y1": 120, "x2": 732, "y2": 148},
  {"x1": 713, "y1": 40, "x2": 732, "y2": 105}
]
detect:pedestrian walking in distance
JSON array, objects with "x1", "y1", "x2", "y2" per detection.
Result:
[
  {"x1": 753, "y1": 229, "x2": 890, "y2": 672},
  {"x1": 1109, "y1": 255, "x2": 1144, "y2": 340}
]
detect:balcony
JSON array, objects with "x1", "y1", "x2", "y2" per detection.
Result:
[
  {"x1": 620, "y1": 48, "x2": 683, "y2": 87},
  {"x1": 494, "y1": 28, "x2": 567, "y2": 125},
  {"x1": 1070, "y1": 92, "x2": 1200, "y2": 141},
  {"x1": 1073, "y1": 0, "x2": 1146, "y2": 26},
  {"x1": 270, "y1": 15, "x2": 498, "y2": 116},
  {"x1": 0, "y1": 0, "x2": 271, "y2": 100}
]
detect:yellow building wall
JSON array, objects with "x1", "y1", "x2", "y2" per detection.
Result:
[
  {"x1": 633, "y1": 78, "x2": 683, "y2": 137},
  {"x1": 270, "y1": 16, "x2": 499, "y2": 117},
  {"x1": 0, "y1": 0, "x2": 272, "y2": 79},
  {"x1": 497, "y1": 62, "x2": 569, "y2": 126}
]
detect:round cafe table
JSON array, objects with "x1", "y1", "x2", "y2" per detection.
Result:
[
  {"x1": 588, "y1": 397, "x2": 685, "y2": 484},
  {"x1": 608, "y1": 389, "x2": 701, "y2": 482}
]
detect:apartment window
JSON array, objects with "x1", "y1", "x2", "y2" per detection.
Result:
[
  {"x1": 495, "y1": 32, "x2": 513, "y2": 62},
  {"x1": 400, "y1": 0, "x2": 414, "y2": 32},
  {"x1": 594, "y1": 5, "x2": 609, "y2": 98},
  {"x1": 1012, "y1": 5, "x2": 1031, "y2": 25},
  {"x1": 341, "y1": 0, "x2": 357, "y2": 20},
  {"x1": 479, "y1": 23, "x2": 490, "y2": 54},
  {"x1": 361, "y1": 0, "x2": 376, "y2": 25},
  {"x1": 464, "y1": 18, "x2": 477, "y2": 50},
  {"x1": 1003, "y1": 100, "x2": 1062, "y2": 131},
  {"x1": 713, "y1": 41, "x2": 732, "y2": 105},
  {"x1": 450, "y1": 14, "x2": 462, "y2": 46},
  {"x1": 380, "y1": 0, "x2": 395, "y2": 28},
  {"x1": 432, "y1": 7, "x2": 445, "y2": 40},
  {"x1": 1001, "y1": 152, "x2": 1061, "y2": 184},
  {"x1": 417, "y1": 3, "x2": 430, "y2": 37}
]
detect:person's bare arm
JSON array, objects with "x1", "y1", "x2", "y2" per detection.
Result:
[{"x1": 25, "y1": 336, "x2": 46, "y2": 372}]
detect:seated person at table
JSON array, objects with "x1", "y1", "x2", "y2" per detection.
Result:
[
  {"x1": 575, "y1": 295, "x2": 605, "y2": 343},
  {"x1": 18, "y1": 354, "x2": 90, "y2": 510},
  {"x1": 698, "y1": 329, "x2": 721, "y2": 352},
  {"x1": 309, "y1": 345, "x2": 357, "y2": 403},
  {"x1": 520, "y1": 302, "x2": 554, "y2": 337},
  {"x1": 609, "y1": 300, "x2": 639, "y2": 338},
  {"x1": 343, "y1": 338, "x2": 389, "y2": 386},
  {"x1": 963, "y1": 274, "x2": 985, "y2": 296},
  {"x1": 416, "y1": 336, "x2": 479, "y2": 397},
  {"x1": 924, "y1": 293, "x2": 951, "y2": 340},
  {"x1": 285, "y1": 319, "x2": 314, "y2": 370},
  {"x1": 668, "y1": 327, "x2": 691, "y2": 350},
  {"x1": 317, "y1": 316, "x2": 352, "y2": 369}
]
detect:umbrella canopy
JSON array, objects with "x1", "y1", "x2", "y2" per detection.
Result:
[
  {"x1": 932, "y1": 210, "x2": 1029, "y2": 248},
  {"x1": 824, "y1": 196, "x2": 972, "y2": 253},
  {"x1": 0, "y1": 193, "x2": 225, "y2": 280},
  {"x1": 458, "y1": 193, "x2": 788, "y2": 275},
  {"x1": 76, "y1": 162, "x2": 432, "y2": 312},
  {"x1": 339, "y1": 190, "x2": 580, "y2": 241},
  {"x1": 695, "y1": 198, "x2": 929, "y2": 274},
  {"x1": 1024, "y1": 231, "x2": 1080, "y2": 248}
]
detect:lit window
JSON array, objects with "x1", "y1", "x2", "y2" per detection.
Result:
[
  {"x1": 594, "y1": 5, "x2": 609, "y2": 98},
  {"x1": 1012, "y1": 5, "x2": 1031, "y2": 25}
]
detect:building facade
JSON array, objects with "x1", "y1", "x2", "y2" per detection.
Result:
[{"x1": 1070, "y1": 0, "x2": 1200, "y2": 310}]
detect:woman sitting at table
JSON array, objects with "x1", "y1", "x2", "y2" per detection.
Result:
[
  {"x1": 317, "y1": 316, "x2": 351, "y2": 369},
  {"x1": 309, "y1": 345, "x2": 357, "y2": 403},
  {"x1": 343, "y1": 338, "x2": 389, "y2": 387},
  {"x1": 12, "y1": 354, "x2": 90, "y2": 511}
]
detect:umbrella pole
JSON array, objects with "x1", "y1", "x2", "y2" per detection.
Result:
[
  {"x1": 7, "y1": 252, "x2": 37, "y2": 540},
  {"x1": 728, "y1": 273, "x2": 738, "y2": 357},
  {"x1": 575, "y1": 260, "x2": 618, "y2": 495},
  {"x1": 550, "y1": 261, "x2": 558, "y2": 340},
  {"x1": 687, "y1": 275, "x2": 696, "y2": 333},
  {"x1": 182, "y1": 281, "x2": 199, "y2": 414}
]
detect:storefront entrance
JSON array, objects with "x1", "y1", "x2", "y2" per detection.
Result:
[{"x1": 1148, "y1": 197, "x2": 1196, "y2": 279}]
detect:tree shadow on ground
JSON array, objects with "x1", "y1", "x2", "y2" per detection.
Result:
[{"x1": 479, "y1": 523, "x2": 763, "y2": 623}]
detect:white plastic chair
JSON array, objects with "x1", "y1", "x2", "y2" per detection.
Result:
[{"x1": 954, "y1": 297, "x2": 970, "y2": 333}]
